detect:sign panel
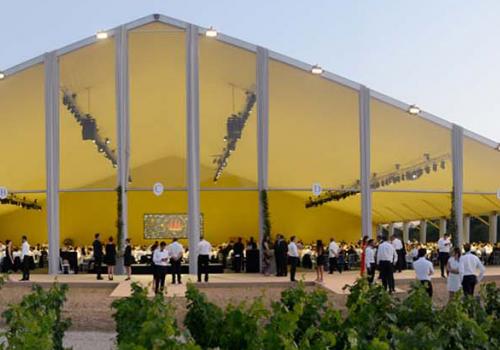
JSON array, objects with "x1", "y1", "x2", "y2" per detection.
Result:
[
  {"x1": 153, "y1": 182, "x2": 164, "y2": 196},
  {"x1": 143, "y1": 213, "x2": 204, "y2": 239},
  {"x1": 0, "y1": 187, "x2": 8, "y2": 200},
  {"x1": 312, "y1": 183, "x2": 322, "y2": 196}
]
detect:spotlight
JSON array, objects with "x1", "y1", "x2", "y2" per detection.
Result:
[
  {"x1": 408, "y1": 104, "x2": 420, "y2": 115},
  {"x1": 0, "y1": 71, "x2": 5, "y2": 80},
  {"x1": 311, "y1": 64, "x2": 323, "y2": 75},
  {"x1": 105, "y1": 138, "x2": 110, "y2": 145},
  {"x1": 205, "y1": 26, "x2": 218, "y2": 37},
  {"x1": 96, "y1": 31, "x2": 108, "y2": 40},
  {"x1": 496, "y1": 144, "x2": 500, "y2": 151}
]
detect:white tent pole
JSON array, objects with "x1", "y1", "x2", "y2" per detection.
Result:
[
  {"x1": 439, "y1": 217, "x2": 447, "y2": 238},
  {"x1": 359, "y1": 85, "x2": 372, "y2": 239},
  {"x1": 257, "y1": 46, "x2": 269, "y2": 272},
  {"x1": 186, "y1": 24, "x2": 201, "y2": 275},
  {"x1": 463, "y1": 215, "x2": 470, "y2": 243},
  {"x1": 452, "y1": 124, "x2": 464, "y2": 247},
  {"x1": 420, "y1": 220, "x2": 427, "y2": 243},
  {"x1": 489, "y1": 212, "x2": 498, "y2": 243},
  {"x1": 45, "y1": 51, "x2": 60, "y2": 275},
  {"x1": 402, "y1": 222, "x2": 410, "y2": 243},
  {"x1": 116, "y1": 25, "x2": 129, "y2": 269}
]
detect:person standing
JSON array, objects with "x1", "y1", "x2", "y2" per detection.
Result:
[
  {"x1": 413, "y1": 248, "x2": 434, "y2": 297},
  {"x1": 262, "y1": 235, "x2": 272, "y2": 276},
  {"x1": 315, "y1": 240, "x2": 325, "y2": 283},
  {"x1": 277, "y1": 235, "x2": 289, "y2": 277},
  {"x1": 391, "y1": 234, "x2": 405, "y2": 272},
  {"x1": 437, "y1": 233, "x2": 452, "y2": 278},
  {"x1": 376, "y1": 235, "x2": 398, "y2": 293},
  {"x1": 152, "y1": 241, "x2": 169, "y2": 294},
  {"x1": 365, "y1": 239, "x2": 376, "y2": 285},
  {"x1": 446, "y1": 247, "x2": 462, "y2": 299},
  {"x1": 459, "y1": 243, "x2": 485, "y2": 296},
  {"x1": 105, "y1": 237, "x2": 116, "y2": 281},
  {"x1": 288, "y1": 236, "x2": 299, "y2": 282},
  {"x1": 123, "y1": 238, "x2": 133, "y2": 281},
  {"x1": 274, "y1": 235, "x2": 283, "y2": 276},
  {"x1": 233, "y1": 237, "x2": 244, "y2": 273},
  {"x1": 20, "y1": 235, "x2": 31, "y2": 281},
  {"x1": 93, "y1": 233, "x2": 103, "y2": 280},
  {"x1": 168, "y1": 238, "x2": 184, "y2": 284},
  {"x1": 2, "y1": 240, "x2": 15, "y2": 280},
  {"x1": 197, "y1": 236, "x2": 212, "y2": 283},
  {"x1": 328, "y1": 238, "x2": 340, "y2": 274}
]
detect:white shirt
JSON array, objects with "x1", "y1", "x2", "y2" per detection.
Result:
[
  {"x1": 167, "y1": 241, "x2": 184, "y2": 259},
  {"x1": 391, "y1": 238, "x2": 403, "y2": 250},
  {"x1": 197, "y1": 240, "x2": 212, "y2": 255},
  {"x1": 413, "y1": 257, "x2": 434, "y2": 281},
  {"x1": 328, "y1": 241, "x2": 339, "y2": 258},
  {"x1": 288, "y1": 242, "x2": 299, "y2": 257},
  {"x1": 365, "y1": 246, "x2": 375, "y2": 268},
  {"x1": 437, "y1": 238, "x2": 451, "y2": 253},
  {"x1": 152, "y1": 248, "x2": 169, "y2": 266},
  {"x1": 459, "y1": 252, "x2": 485, "y2": 281},
  {"x1": 376, "y1": 241, "x2": 398, "y2": 264},
  {"x1": 21, "y1": 241, "x2": 30, "y2": 260}
]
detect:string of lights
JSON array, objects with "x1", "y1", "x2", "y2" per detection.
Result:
[
  {"x1": 62, "y1": 90, "x2": 117, "y2": 168},
  {"x1": 306, "y1": 153, "x2": 450, "y2": 208},
  {"x1": 213, "y1": 91, "x2": 257, "y2": 182},
  {"x1": 0, "y1": 194, "x2": 42, "y2": 210}
]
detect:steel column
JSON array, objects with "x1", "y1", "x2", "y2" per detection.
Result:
[
  {"x1": 452, "y1": 124, "x2": 464, "y2": 247},
  {"x1": 186, "y1": 24, "x2": 201, "y2": 275},
  {"x1": 439, "y1": 217, "x2": 447, "y2": 238},
  {"x1": 45, "y1": 51, "x2": 60, "y2": 275},
  {"x1": 359, "y1": 85, "x2": 372, "y2": 238},
  {"x1": 388, "y1": 223, "x2": 395, "y2": 237},
  {"x1": 420, "y1": 220, "x2": 427, "y2": 243},
  {"x1": 489, "y1": 213, "x2": 498, "y2": 243},
  {"x1": 402, "y1": 222, "x2": 410, "y2": 243},
  {"x1": 116, "y1": 25, "x2": 129, "y2": 263},
  {"x1": 257, "y1": 46, "x2": 269, "y2": 271},
  {"x1": 463, "y1": 215, "x2": 470, "y2": 243}
]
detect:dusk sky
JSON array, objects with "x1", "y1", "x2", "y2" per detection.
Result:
[{"x1": 2, "y1": 1, "x2": 499, "y2": 141}]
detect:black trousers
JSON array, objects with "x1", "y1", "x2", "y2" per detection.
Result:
[
  {"x1": 379, "y1": 260, "x2": 395, "y2": 292},
  {"x1": 21, "y1": 258, "x2": 30, "y2": 280},
  {"x1": 276, "y1": 255, "x2": 287, "y2": 276},
  {"x1": 197, "y1": 254, "x2": 209, "y2": 282},
  {"x1": 462, "y1": 275, "x2": 477, "y2": 296},
  {"x1": 329, "y1": 257, "x2": 340, "y2": 273},
  {"x1": 154, "y1": 265, "x2": 167, "y2": 294},
  {"x1": 420, "y1": 280, "x2": 433, "y2": 297},
  {"x1": 367, "y1": 263, "x2": 376, "y2": 284},
  {"x1": 289, "y1": 257, "x2": 299, "y2": 282},
  {"x1": 170, "y1": 258, "x2": 182, "y2": 284},
  {"x1": 438, "y1": 252, "x2": 450, "y2": 277},
  {"x1": 233, "y1": 255, "x2": 242, "y2": 272},
  {"x1": 95, "y1": 256, "x2": 102, "y2": 279},
  {"x1": 396, "y1": 249, "x2": 405, "y2": 272}
]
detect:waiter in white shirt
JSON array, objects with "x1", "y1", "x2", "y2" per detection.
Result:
[
  {"x1": 376, "y1": 235, "x2": 398, "y2": 293},
  {"x1": 437, "y1": 233, "x2": 451, "y2": 278},
  {"x1": 413, "y1": 248, "x2": 434, "y2": 297},
  {"x1": 459, "y1": 243, "x2": 485, "y2": 296},
  {"x1": 20, "y1": 235, "x2": 31, "y2": 281},
  {"x1": 167, "y1": 238, "x2": 184, "y2": 284},
  {"x1": 288, "y1": 236, "x2": 299, "y2": 282},
  {"x1": 328, "y1": 238, "x2": 340, "y2": 274},
  {"x1": 365, "y1": 239, "x2": 376, "y2": 284},
  {"x1": 197, "y1": 237, "x2": 212, "y2": 283},
  {"x1": 152, "y1": 241, "x2": 169, "y2": 294},
  {"x1": 391, "y1": 235, "x2": 405, "y2": 273}
]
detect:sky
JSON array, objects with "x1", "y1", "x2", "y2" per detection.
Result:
[{"x1": 1, "y1": 0, "x2": 500, "y2": 141}]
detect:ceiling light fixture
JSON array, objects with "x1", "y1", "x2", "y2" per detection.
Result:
[
  {"x1": 311, "y1": 64, "x2": 323, "y2": 75},
  {"x1": 408, "y1": 104, "x2": 421, "y2": 115},
  {"x1": 96, "y1": 31, "x2": 108, "y2": 40},
  {"x1": 0, "y1": 71, "x2": 5, "y2": 80},
  {"x1": 205, "y1": 27, "x2": 218, "y2": 38}
]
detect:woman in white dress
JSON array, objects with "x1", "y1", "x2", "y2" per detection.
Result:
[{"x1": 446, "y1": 247, "x2": 461, "y2": 299}]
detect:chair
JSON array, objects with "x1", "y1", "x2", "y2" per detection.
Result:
[{"x1": 59, "y1": 258, "x2": 71, "y2": 274}]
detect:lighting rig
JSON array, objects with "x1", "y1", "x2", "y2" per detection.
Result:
[
  {"x1": 213, "y1": 91, "x2": 257, "y2": 182},
  {"x1": 62, "y1": 90, "x2": 117, "y2": 168},
  {"x1": 305, "y1": 153, "x2": 450, "y2": 208},
  {"x1": 0, "y1": 194, "x2": 42, "y2": 210}
]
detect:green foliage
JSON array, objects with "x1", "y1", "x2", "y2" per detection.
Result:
[
  {"x1": 184, "y1": 283, "x2": 224, "y2": 349},
  {"x1": 116, "y1": 185, "x2": 124, "y2": 251},
  {"x1": 260, "y1": 190, "x2": 272, "y2": 237},
  {"x1": 112, "y1": 282, "x2": 199, "y2": 350},
  {"x1": 1, "y1": 283, "x2": 71, "y2": 350}
]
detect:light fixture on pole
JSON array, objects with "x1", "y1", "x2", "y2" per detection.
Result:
[
  {"x1": 408, "y1": 104, "x2": 421, "y2": 115},
  {"x1": 205, "y1": 26, "x2": 218, "y2": 38},
  {"x1": 311, "y1": 64, "x2": 323, "y2": 75},
  {"x1": 96, "y1": 30, "x2": 109, "y2": 40},
  {"x1": 0, "y1": 71, "x2": 5, "y2": 80}
]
